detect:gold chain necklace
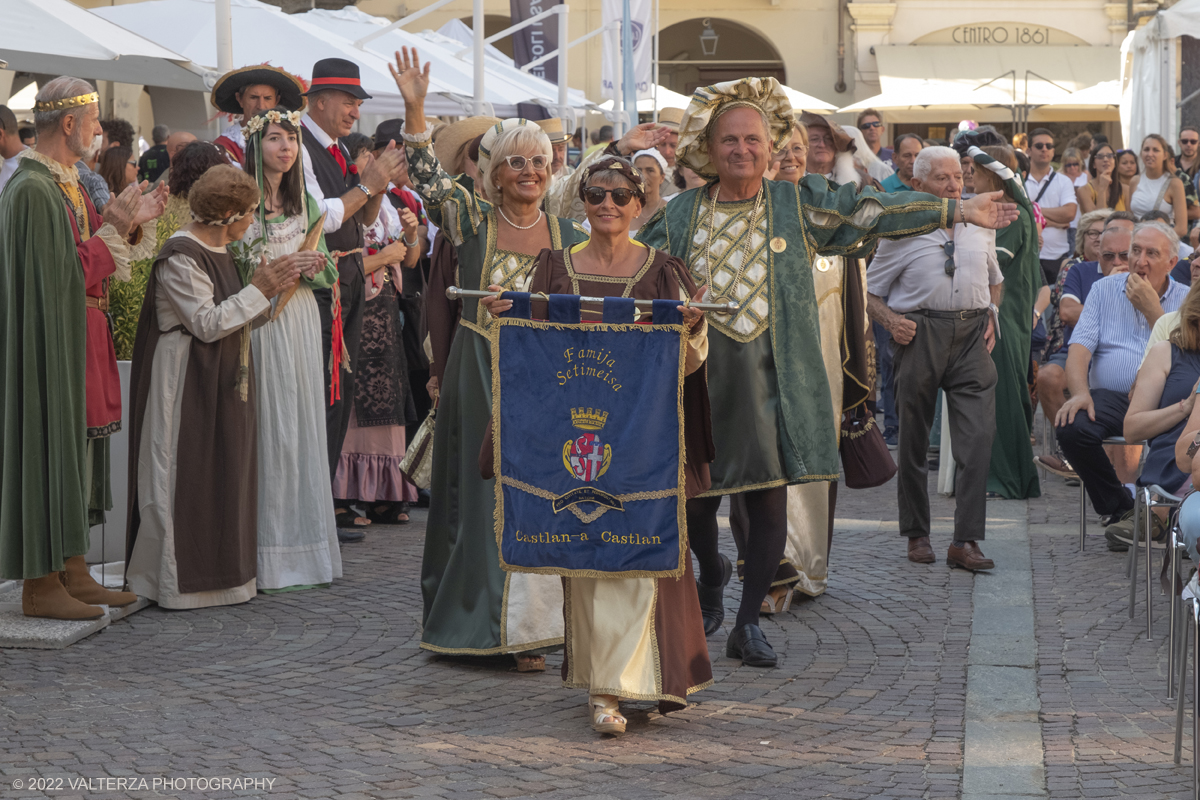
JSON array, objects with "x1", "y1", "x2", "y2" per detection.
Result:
[{"x1": 704, "y1": 182, "x2": 764, "y2": 303}]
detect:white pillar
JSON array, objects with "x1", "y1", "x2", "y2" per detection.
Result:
[{"x1": 215, "y1": 0, "x2": 234, "y2": 74}]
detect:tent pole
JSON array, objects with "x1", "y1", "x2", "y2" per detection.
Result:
[
  {"x1": 215, "y1": 0, "x2": 233, "y2": 74},
  {"x1": 473, "y1": 0, "x2": 485, "y2": 116},
  {"x1": 652, "y1": 0, "x2": 660, "y2": 122},
  {"x1": 622, "y1": 0, "x2": 636, "y2": 126},
  {"x1": 558, "y1": 5, "x2": 569, "y2": 120},
  {"x1": 613, "y1": 24, "x2": 625, "y2": 136}
]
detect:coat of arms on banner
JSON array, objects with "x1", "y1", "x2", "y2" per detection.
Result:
[{"x1": 489, "y1": 294, "x2": 689, "y2": 578}]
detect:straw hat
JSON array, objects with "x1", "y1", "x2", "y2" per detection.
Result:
[
  {"x1": 657, "y1": 107, "x2": 685, "y2": 131},
  {"x1": 535, "y1": 117, "x2": 572, "y2": 144},
  {"x1": 434, "y1": 116, "x2": 502, "y2": 175},
  {"x1": 210, "y1": 64, "x2": 307, "y2": 115}
]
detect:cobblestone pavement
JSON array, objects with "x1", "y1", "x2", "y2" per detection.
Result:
[{"x1": 1, "y1": 437, "x2": 1195, "y2": 799}]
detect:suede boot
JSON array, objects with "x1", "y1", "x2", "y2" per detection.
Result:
[
  {"x1": 61, "y1": 556, "x2": 137, "y2": 607},
  {"x1": 22, "y1": 573, "x2": 104, "y2": 620}
]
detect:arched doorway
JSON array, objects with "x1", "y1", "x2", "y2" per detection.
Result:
[{"x1": 658, "y1": 18, "x2": 785, "y2": 96}]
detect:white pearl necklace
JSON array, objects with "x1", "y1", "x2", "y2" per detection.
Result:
[{"x1": 497, "y1": 206, "x2": 544, "y2": 230}]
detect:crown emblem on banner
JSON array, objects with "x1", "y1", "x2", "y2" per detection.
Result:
[{"x1": 570, "y1": 408, "x2": 609, "y2": 431}]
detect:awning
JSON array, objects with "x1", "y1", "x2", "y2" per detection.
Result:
[
  {"x1": 92, "y1": 0, "x2": 498, "y2": 117},
  {"x1": 843, "y1": 45, "x2": 1121, "y2": 122},
  {"x1": 1, "y1": 0, "x2": 209, "y2": 92}
]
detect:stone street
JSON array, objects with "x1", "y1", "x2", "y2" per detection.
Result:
[{"x1": 1, "y1": 444, "x2": 1194, "y2": 799}]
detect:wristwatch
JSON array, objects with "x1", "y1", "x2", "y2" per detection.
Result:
[
  {"x1": 1188, "y1": 429, "x2": 1200, "y2": 459},
  {"x1": 357, "y1": 184, "x2": 372, "y2": 198}
]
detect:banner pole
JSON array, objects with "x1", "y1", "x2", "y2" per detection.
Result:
[{"x1": 446, "y1": 286, "x2": 740, "y2": 314}]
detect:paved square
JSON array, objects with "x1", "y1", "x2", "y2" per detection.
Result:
[{"x1": 1, "y1": 449, "x2": 1194, "y2": 798}]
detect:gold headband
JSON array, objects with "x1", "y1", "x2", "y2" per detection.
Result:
[{"x1": 34, "y1": 92, "x2": 99, "y2": 112}]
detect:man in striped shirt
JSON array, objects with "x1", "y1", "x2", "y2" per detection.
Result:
[{"x1": 1055, "y1": 220, "x2": 1189, "y2": 543}]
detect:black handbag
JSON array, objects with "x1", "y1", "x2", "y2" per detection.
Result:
[{"x1": 840, "y1": 408, "x2": 897, "y2": 489}]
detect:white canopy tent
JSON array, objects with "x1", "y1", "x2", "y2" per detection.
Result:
[
  {"x1": 782, "y1": 86, "x2": 836, "y2": 115},
  {"x1": 435, "y1": 19, "x2": 514, "y2": 67},
  {"x1": 1121, "y1": 0, "x2": 1200, "y2": 151},
  {"x1": 843, "y1": 45, "x2": 1120, "y2": 124},
  {"x1": 0, "y1": 0, "x2": 210, "y2": 91},
  {"x1": 300, "y1": 8, "x2": 593, "y2": 117},
  {"x1": 91, "y1": 0, "x2": 512, "y2": 117},
  {"x1": 598, "y1": 84, "x2": 691, "y2": 113}
]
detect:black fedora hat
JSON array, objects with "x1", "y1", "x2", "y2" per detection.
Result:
[
  {"x1": 305, "y1": 58, "x2": 372, "y2": 101},
  {"x1": 372, "y1": 119, "x2": 405, "y2": 150},
  {"x1": 210, "y1": 64, "x2": 307, "y2": 115}
]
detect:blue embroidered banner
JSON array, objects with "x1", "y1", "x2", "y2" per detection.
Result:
[{"x1": 490, "y1": 294, "x2": 688, "y2": 578}]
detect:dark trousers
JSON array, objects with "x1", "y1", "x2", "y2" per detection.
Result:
[
  {"x1": 892, "y1": 311, "x2": 997, "y2": 541},
  {"x1": 873, "y1": 320, "x2": 898, "y2": 431},
  {"x1": 316, "y1": 260, "x2": 366, "y2": 478},
  {"x1": 1056, "y1": 387, "x2": 1135, "y2": 517},
  {"x1": 1040, "y1": 257, "x2": 1066, "y2": 288}
]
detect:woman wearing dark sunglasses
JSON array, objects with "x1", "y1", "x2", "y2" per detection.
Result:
[{"x1": 485, "y1": 154, "x2": 710, "y2": 736}]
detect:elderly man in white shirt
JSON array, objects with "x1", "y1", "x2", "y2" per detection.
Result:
[{"x1": 867, "y1": 146, "x2": 1003, "y2": 572}]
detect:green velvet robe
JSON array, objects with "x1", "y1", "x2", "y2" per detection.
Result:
[
  {"x1": 0, "y1": 158, "x2": 91, "y2": 578},
  {"x1": 987, "y1": 203, "x2": 1043, "y2": 499},
  {"x1": 406, "y1": 132, "x2": 586, "y2": 655},
  {"x1": 638, "y1": 176, "x2": 951, "y2": 494}
]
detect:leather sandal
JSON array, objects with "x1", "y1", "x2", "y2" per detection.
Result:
[
  {"x1": 514, "y1": 653, "x2": 546, "y2": 672},
  {"x1": 726, "y1": 623, "x2": 777, "y2": 667},
  {"x1": 588, "y1": 695, "x2": 626, "y2": 735},
  {"x1": 760, "y1": 585, "x2": 793, "y2": 615},
  {"x1": 695, "y1": 554, "x2": 732, "y2": 636}
]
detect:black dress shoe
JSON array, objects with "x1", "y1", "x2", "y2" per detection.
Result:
[
  {"x1": 726, "y1": 624, "x2": 777, "y2": 667},
  {"x1": 337, "y1": 529, "x2": 365, "y2": 544},
  {"x1": 695, "y1": 554, "x2": 731, "y2": 636}
]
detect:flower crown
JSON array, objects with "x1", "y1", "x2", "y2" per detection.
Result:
[{"x1": 243, "y1": 109, "x2": 303, "y2": 138}]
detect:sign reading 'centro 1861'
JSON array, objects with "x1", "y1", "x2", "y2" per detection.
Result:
[{"x1": 914, "y1": 24, "x2": 1089, "y2": 47}]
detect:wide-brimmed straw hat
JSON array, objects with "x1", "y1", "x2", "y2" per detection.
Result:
[
  {"x1": 535, "y1": 117, "x2": 572, "y2": 144},
  {"x1": 657, "y1": 107, "x2": 684, "y2": 131},
  {"x1": 434, "y1": 116, "x2": 501, "y2": 175},
  {"x1": 210, "y1": 64, "x2": 307, "y2": 115}
]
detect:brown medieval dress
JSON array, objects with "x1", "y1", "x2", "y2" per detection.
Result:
[
  {"x1": 527, "y1": 243, "x2": 715, "y2": 712},
  {"x1": 125, "y1": 232, "x2": 269, "y2": 609}
]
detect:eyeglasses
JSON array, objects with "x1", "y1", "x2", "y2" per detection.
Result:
[
  {"x1": 1063, "y1": 161, "x2": 1082, "y2": 168},
  {"x1": 1092, "y1": 152, "x2": 1115, "y2": 161},
  {"x1": 1031, "y1": 142, "x2": 1055, "y2": 150},
  {"x1": 583, "y1": 186, "x2": 638, "y2": 207},
  {"x1": 859, "y1": 121, "x2": 883, "y2": 129},
  {"x1": 943, "y1": 241, "x2": 955, "y2": 277},
  {"x1": 1183, "y1": 138, "x2": 1200, "y2": 145},
  {"x1": 1083, "y1": 229, "x2": 1103, "y2": 240},
  {"x1": 1101, "y1": 250, "x2": 1130, "y2": 262},
  {"x1": 502, "y1": 154, "x2": 549, "y2": 171}
]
